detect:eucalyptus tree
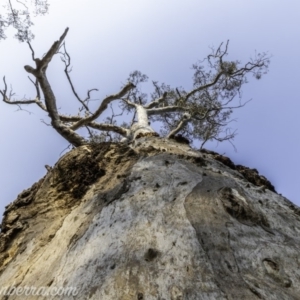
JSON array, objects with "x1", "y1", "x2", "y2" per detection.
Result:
[{"x1": 1, "y1": 27, "x2": 269, "y2": 148}]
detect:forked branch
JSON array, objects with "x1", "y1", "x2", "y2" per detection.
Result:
[
  {"x1": 71, "y1": 82, "x2": 135, "y2": 130},
  {"x1": 60, "y1": 43, "x2": 98, "y2": 112}
]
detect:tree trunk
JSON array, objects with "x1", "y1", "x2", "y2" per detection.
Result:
[
  {"x1": 131, "y1": 105, "x2": 158, "y2": 140},
  {"x1": 0, "y1": 137, "x2": 299, "y2": 299}
]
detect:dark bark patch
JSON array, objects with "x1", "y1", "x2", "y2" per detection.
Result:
[
  {"x1": 47, "y1": 279, "x2": 54, "y2": 286},
  {"x1": 236, "y1": 165, "x2": 276, "y2": 193},
  {"x1": 220, "y1": 187, "x2": 270, "y2": 229},
  {"x1": 201, "y1": 149, "x2": 236, "y2": 170},
  {"x1": 169, "y1": 134, "x2": 190, "y2": 145},
  {"x1": 200, "y1": 148, "x2": 276, "y2": 193},
  {"x1": 192, "y1": 156, "x2": 206, "y2": 166},
  {"x1": 263, "y1": 258, "x2": 292, "y2": 288},
  {"x1": 0, "y1": 221, "x2": 24, "y2": 252},
  {"x1": 263, "y1": 258, "x2": 279, "y2": 272},
  {"x1": 53, "y1": 143, "x2": 135, "y2": 200},
  {"x1": 136, "y1": 132, "x2": 159, "y2": 139},
  {"x1": 55, "y1": 153, "x2": 105, "y2": 199},
  {"x1": 144, "y1": 248, "x2": 159, "y2": 262},
  {"x1": 249, "y1": 287, "x2": 262, "y2": 299}
]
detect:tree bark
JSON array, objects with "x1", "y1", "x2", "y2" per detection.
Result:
[
  {"x1": 0, "y1": 138, "x2": 299, "y2": 299},
  {"x1": 131, "y1": 105, "x2": 157, "y2": 139}
]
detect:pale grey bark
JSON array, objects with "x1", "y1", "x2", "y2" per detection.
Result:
[
  {"x1": 147, "y1": 105, "x2": 185, "y2": 115},
  {"x1": 131, "y1": 105, "x2": 156, "y2": 139},
  {"x1": 0, "y1": 138, "x2": 299, "y2": 299},
  {"x1": 167, "y1": 112, "x2": 191, "y2": 138}
]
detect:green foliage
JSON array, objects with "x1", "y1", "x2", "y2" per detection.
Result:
[
  {"x1": 0, "y1": 0, "x2": 49, "y2": 42},
  {"x1": 127, "y1": 41, "x2": 269, "y2": 148}
]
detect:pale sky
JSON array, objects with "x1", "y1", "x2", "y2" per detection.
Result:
[{"x1": 1, "y1": 0, "x2": 299, "y2": 218}]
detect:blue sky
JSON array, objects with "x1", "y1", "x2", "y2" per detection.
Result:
[{"x1": 1, "y1": 0, "x2": 299, "y2": 217}]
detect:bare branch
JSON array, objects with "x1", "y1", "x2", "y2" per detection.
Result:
[
  {"x1": 152, "y1": 81, "x2": 161, "y2": 97},
  {"x1": 27, "y1": 41, "x2": 36, "y2": 61},
  {"x1": 3, "y1": 96, "x2": 43, "y2": 106},
  {"x1": 24, "y1": 27, "x2": 69, "y2": 75},
  {"x1": 84, "y1": 89, "x2": 98, "y2": 106},
  {"x1": 200, "y1": 128, "x2": 237, "y2": 150},
  {"x1": 27, "y1": 76, "x2": 47, "y2": 110},
  {"x1": 40, "y1": 119, "x2": 51, "y2": 126},
  {"x1": 40, "y1": 27, "x2": 69, "y2": 70},
  {"x1": 121, "y1": 97, "x2": 137, "y2": 108},
  {"x1": 2, "y1": 27, "x2": 270, "y2": 149},
  {"x1": 59, "y1": 114, "x2": 82, "y2": 122},
  {"x1": 22, "y1": 29, "x2": 87, "y2": 147},
  {"x1": 71, "y1": 82, "x2": 135, "y2": 130},
  {"x1": 0, "y1": 76, "x2": 47, "y2": 111},
  {"x1": 60, "y1": 43, "x2": 97, "y2": 111},
  {"x1": 85, "y1": 125, "x2": 93, "y2": 137},
  {"x1": 0, "y1": 76, "x2": 8, "y2": 100},
  {"x1": 145, "y1": 92, "x2": 167, "y2": 109},
  {"x1": 208, "y1": 40, "x2": 229, "y2": 67},
  {"x1": 176, "y1": 88, "x2": 182, "y2": 98},
  {"x1": 59, "y1": 143, "x2": 73, "y2": 157},
  {"x1": 87, "y1": 122, "x2": 130, "y2": 137},
  {"x1": 185, "y1": 71, "x2": 224, "y2": 102},
  {"x1": 167, "y1": 113, "x2": 191, "y2": 138},
  {"x1": 147, "y1": 105, "x2": 186, "y2": 116}
]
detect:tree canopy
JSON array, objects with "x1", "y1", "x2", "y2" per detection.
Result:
[{"x1": 0, "y1": 3, "x2": 270, "y2": 149}]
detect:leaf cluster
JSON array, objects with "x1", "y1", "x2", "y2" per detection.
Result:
[{"x1": 0, "y1": 0, "x2": 49, "y2": 42}]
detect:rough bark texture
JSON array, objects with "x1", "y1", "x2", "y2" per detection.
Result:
[{"x1": 0, "y1": 137, "x2": 299, "y2": 299}]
